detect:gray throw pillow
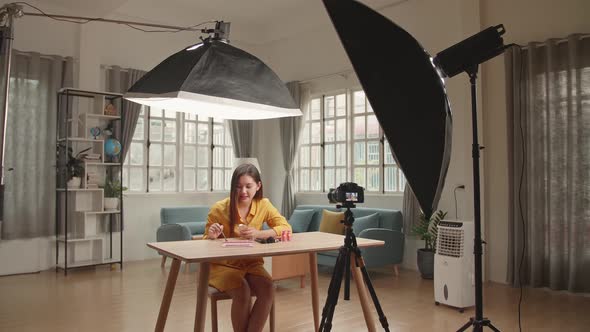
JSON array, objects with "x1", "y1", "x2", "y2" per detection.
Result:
[
  {"x1": 289, "y1": 209, "x2": 316, "y2": 233},
  {"x1": 352, "y1": 213, "x2": 380, "y2": 235}
]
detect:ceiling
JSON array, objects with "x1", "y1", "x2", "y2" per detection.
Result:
[{"x1": 25, "y1": 0, "x2": 409, "y2": 45}]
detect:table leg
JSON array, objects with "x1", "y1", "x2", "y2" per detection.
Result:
[
  {"x1": 155, "y1": 258, "x2": 181, "y2": 332},
  {"x1": 194, "y1": 262, "x2": 210, "y2": 332},
  {"x1": 351, "y1": 254, "x2": 376, "y2": 332},
  {"x1": 309, "y1": 253, "x2": 319, "y2": 332}
]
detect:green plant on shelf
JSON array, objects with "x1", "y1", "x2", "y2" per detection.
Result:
[
  {"x1": 102, "y1": 179, "x2": 127, "y2": 197},
  {"x1": 58, "y1": 145, "x2": 91, "y2": 179}
]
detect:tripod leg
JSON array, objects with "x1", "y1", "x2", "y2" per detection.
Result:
[
  {"x1": 319, "y1": 247, "x2": 347, "y2": 332},
  {"x1": 350, "y1": 234, "x2": 390, "y2": 332},
  {"x1": 351, "y1": 254, "x2": 376, "y2": 332}
]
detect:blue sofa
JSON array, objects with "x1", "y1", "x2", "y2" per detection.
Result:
[
  {"x1": 156, "y1": 206, "x2": 209, "y2": 242},
  {"x1": 156, "y1": 204, "x2": 404, "y2": 274},
  {"x1": 291, "y1": 205, "x2": 404, "y2": 272}
]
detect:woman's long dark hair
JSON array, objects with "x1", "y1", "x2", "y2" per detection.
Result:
[{"x1": 229, "y1": 163, "x2": 263, "y2": 236}]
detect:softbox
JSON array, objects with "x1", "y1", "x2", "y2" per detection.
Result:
[{"x1": 322, "y1": 0, "x2": 452, "y2": 217}]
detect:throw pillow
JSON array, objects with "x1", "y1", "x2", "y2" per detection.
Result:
[
  {"x1": 319, "y1": 210, "x2": 345, "y2": 235},
  {"x1": 289, "y1": 209, "x2": 316, "y2": 233},
  {"x1": 351, "y1": 213, "x2": 380, "y2": 236}
]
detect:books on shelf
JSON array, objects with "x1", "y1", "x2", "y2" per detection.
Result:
[
  {"x1": 86, "y1": 171, "x2": 101, "y2": 188},
  {"x1": 82, "y1": 153, "x2": 101, "y2": 161}
]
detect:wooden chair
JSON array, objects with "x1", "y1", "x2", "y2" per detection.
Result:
[{"x1": 208, "y1": 286, "x2": 275, "y2": 332}]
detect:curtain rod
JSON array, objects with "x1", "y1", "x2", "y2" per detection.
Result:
[
  {"x1": 520, "y1": 33, "x2": 590, "y2": 49},
  {"x1": 22, "y1": 11, "x2": 203, "y2": 31},
  {"x1": 304, "y1": 33, "x2": 590, "y2": 81}
]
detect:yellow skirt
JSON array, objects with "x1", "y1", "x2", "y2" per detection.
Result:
[{"x1": 208, "y1": 257, "x2": 271, "y2": 292}]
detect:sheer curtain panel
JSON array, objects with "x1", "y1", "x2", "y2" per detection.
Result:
[
  {"x1": 505, "y1": 35, "x2": 590, "y2": 292},
  {"x1": 279, "y1": 81, "x2": 305, "y2": 217},
  {"x1": 1, "y1": 51, "x2": 73, "y2": 239}
]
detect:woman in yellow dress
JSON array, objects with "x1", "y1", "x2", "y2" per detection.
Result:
[{"x1": 204, "y1": 163, "x2": 291, "y2": 332}]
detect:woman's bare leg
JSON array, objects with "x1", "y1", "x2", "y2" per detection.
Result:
[
  {"x1": 226, "y1": 278, "x2": 252, "y2": 332},
  {"x1": 245, "y1": 274, "x2": 274, "y2": 332}
]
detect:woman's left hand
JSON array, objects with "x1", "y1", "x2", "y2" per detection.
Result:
[{"x1": 239, "y1": 226, "x2": 259, "y2": 240}]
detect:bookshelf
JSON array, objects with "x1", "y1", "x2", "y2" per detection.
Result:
[{"x1": 55, "y1": 88, "x2": 125, "y2": 274}]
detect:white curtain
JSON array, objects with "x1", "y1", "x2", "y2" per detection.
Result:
[
  {"x1": 505, "y1": 35, "x2": 590, "y2": 292},
  {"x1": 104, "y1": 66, "x2": 146, "y2": 163},
  {"x1": 279, "y1": 81, "x2": 306, "y2": 217},
  {"x1": 1, "y1": 51, "x2": 74, "y2": 239},
  {"x1": 228, "y1": 120, "x2": 254, "y2": 158},
  {"x1": 402, "y1": 182, "x2": 421, "y2": 234}
]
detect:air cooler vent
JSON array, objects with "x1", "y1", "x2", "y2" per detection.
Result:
[{"x1": 437, "y1": 228, "x2": 464, "y2": 257}]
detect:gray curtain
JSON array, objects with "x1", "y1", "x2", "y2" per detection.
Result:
[
  {"x1": 1, "y1": 51, "x2": 73, "y2": 239},
  {"x1": 505, "y1": 35, "x2": 590, "y2": 292},
  {"x1": 104, "y1": 66, "x2": 145, "y2": 163},
  {"x1": 279, "y1": 81, "x2": 305, "y2": 217},
  {"x1": 228, "y1": 120, "x2": 254, "y2": 158},
  {"x1": 402, "y1": 182, "x2": 421, "y2": 234}
]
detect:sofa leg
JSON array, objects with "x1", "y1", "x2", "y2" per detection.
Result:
[
  {"x1": 161, "y1": 256, "x2": 167, "y2": 268},
  {"x1": 394, "y1": 264, "x2": 399, "y2": 277},
  {"x1": 300, "y1": 275, "x2": 305, "y2": 288}
]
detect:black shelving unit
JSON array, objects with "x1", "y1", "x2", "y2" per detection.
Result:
[{"x1": 55, "y1": 88, "x2": 124, "y2": 274}]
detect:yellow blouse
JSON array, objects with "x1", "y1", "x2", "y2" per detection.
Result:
[
  {"x1": 203, "y1": 197, "x2": 292, "y2": 239},
  {"x1": 202, "y1": 197, "x2": 292, "y2": 291}
]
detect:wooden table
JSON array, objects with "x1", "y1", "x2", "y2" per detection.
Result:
[{"x1": 148, "y1": 231, "x2": 384, "y2": 332}]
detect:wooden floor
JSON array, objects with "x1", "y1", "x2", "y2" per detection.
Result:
[{"x1": 0, "y1": 259, "x2": 588, "y2": 332}]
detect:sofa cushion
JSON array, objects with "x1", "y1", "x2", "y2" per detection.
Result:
[
  {"x1": 289, "y1": 209, "x2": 315, "y2": 233},
  {"x1": 183, "y1": 221, "x2": 206, "y2": 235},
  {"x1": 352, "y1": 213, "x2": 380, "y2": 236},
  {"x1": 319, "y1": 210, "x2": 345, "y2": 235}
]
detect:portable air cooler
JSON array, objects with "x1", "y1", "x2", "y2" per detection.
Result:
[{"x1": 434, "y1": 220, "x2": 475, "y2": 312}]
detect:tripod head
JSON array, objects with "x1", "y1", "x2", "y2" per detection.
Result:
[{"x1": 336, "y1": 202, "x2": 356, "y2": 227}]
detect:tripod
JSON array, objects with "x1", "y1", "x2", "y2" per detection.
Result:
[
  {"x1": 457, "y1": 65, "x2": 500, "y2": 332},
  {"x1": 319, "y1": 203, "x2": 390, "y2": 332}
]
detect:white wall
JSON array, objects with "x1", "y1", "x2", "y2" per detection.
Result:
[{"x1": 480, "y1": 0, "x2": 590, "y2": 283}]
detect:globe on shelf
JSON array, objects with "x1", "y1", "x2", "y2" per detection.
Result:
[{"x1": 105, "y1": 138, "x2": 122, "y2": 159}]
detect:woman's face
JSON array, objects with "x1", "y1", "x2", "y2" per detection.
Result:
[{"x1": 235, "y1": 175, "x2": 261, "y2": 206}]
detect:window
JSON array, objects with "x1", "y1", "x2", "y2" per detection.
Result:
[
  {"x1": 122, "y1": 109, "x2": 233, "y2": 192},
  {"x1": 298, "y1": 89, "x2": 405, "y2": 193}
]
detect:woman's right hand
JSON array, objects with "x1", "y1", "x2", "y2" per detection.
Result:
[{"x1": 208, "y1": 223, "x2": 224, "y2": 239}]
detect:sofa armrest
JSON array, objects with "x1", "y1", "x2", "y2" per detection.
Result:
[
  {"x1": 156, "y1": 223, "x2": 192, "y2": 242},
  {"x1": 356, "y1": 228, "x2": 404, "y2": 267}
]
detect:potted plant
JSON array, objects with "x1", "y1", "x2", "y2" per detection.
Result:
[
  {"x1": 102, "y1": 179, "x2": 127, "y2": 210},
  {"x1": 64, "y1": 147, "x2": 91, "y2": 188},
  {"x1": 412, "y1": 210, "x2": 447, "y2": 279}
]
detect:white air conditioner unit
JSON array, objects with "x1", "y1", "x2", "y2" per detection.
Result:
[{"x1": 434, "y1": 220, "x2": 475, "y2": 312}]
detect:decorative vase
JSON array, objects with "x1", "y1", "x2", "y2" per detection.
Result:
[
  {"x1": 67, "y1": 177, "x2": 81, "y2": 189},
  {"x1": 104, "y1": 197, "x2": 119, "y2": 211},
  {"x1": 417, "y1": 248, "x2": 435, "y2": 279}
]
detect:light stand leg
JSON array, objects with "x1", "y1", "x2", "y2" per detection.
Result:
[{"x1": 458, "y1": 65, "x2": 500, "y2": 332}]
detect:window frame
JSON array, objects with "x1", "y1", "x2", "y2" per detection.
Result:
[
  {"x1": 122, "y1": 109, "x2": 233, "y2": 193},
  {"x1": 297, "y1": 87, "x2": 405, "y2": 194}
]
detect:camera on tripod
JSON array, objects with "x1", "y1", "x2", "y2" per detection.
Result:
[{"x1": 327, "y1": 182, "x2": 365, "y2": 204}]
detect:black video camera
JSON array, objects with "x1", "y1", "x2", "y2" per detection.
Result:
[{"x1": 327, "y1": 182, "x2": 365, "y2": 204}]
